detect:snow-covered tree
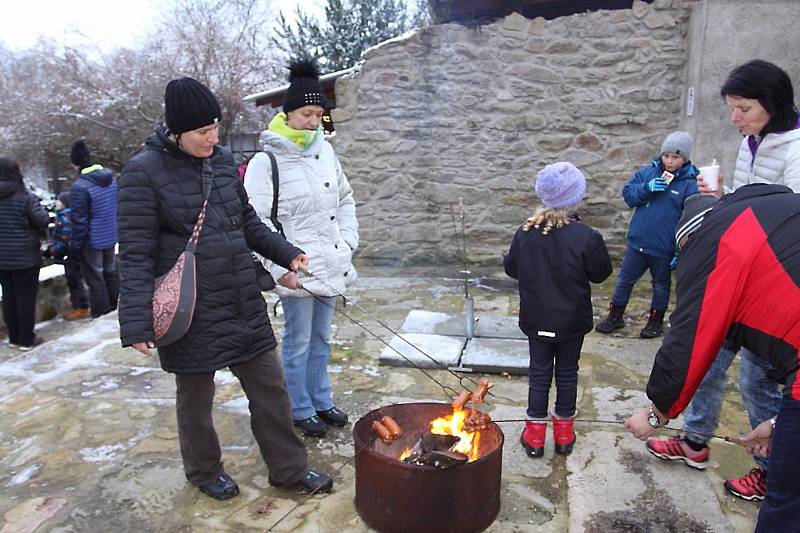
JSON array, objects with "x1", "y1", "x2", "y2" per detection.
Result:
[
  {"x1": 0, "y1": 0, "x2": 281, "y2": 176},
  {"x1": 274, "y1": 0, "x2": 430, "y2": 74}
]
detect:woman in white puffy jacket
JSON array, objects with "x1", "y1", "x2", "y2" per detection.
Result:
[{"x1": 244, "y1": 58, "x2": 358, "y2": 438}]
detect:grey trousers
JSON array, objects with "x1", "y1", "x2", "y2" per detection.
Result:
[{"x1": 175, "y1": 348, "x2": 308, "y2": 486}]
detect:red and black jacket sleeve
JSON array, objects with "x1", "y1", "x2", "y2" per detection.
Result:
[{"x1": 647, "y1": 185, "x2": 800, "y2": 417}]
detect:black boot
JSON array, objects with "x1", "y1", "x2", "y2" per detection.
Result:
[
  {"x1": 640, "y1": 309, "x2": 666, "y2": 338},
  {"x1": 595, "y1": 303, "x2": 626, "y2": 333}
]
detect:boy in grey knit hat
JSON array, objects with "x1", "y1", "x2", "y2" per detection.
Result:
[{"x1": 596, "y1": 131, "x2": 700, "y2": 338}]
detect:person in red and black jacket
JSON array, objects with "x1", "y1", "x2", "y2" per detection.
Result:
[{"x1": 625, "y1": 183, "x2": 800, "y2": 532}]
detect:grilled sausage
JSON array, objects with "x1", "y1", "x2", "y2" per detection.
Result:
[
  {"x1": 372, "y1": 420, "x2": 394, "y2": 443},
  {"x1": 381, "y1": 415, "x2": 403, "y2": 438},
  {"x1": 472, "y1": 377, "x2": 492, "y2": 403},
  {"x1": 451, "y1": 390, "x2": 472, "y2": 410}
]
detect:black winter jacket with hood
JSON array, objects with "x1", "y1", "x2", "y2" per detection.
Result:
[
  {"x1": 117, "y1": 128, "x2": 302, "y2": 374},
  {"x1": 0, "y1": 183, "x2": 50, "y2": 270},
  {"x1": 504, "y1": 216, "x2": 612, "y2": 342}
]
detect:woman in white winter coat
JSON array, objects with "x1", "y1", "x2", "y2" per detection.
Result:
[{"x1": 244, "y1": 58, "x2": 358, "y2": 437}]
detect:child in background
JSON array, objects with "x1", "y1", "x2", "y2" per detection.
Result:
[
  {"x1": 504, "y1": 162, "x2": 612, "y2": 457},
  {"x1": 51, "y1": 192, "x2": 89, "y2": 320},
  {"x1": 595, "y1": 132, "x2": 699, "y2": 338}
]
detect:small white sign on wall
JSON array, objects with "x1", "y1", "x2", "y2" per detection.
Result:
[{"x1": 687, "y1": 87, "x2": 695, "y2": 117}]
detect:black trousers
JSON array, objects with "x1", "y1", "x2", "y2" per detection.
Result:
[
  {"x1": 527, "y1": 336, "x2": 584, "y2": 419},
  {"x1": 174, "y1": 348, "x2": 308, "y2": 486},
  {"x1": 64, "y1": 258, "x2": 88, "y2": 310},
  {"x1": 0, "y1": 265, "x2": 40, "y2": 346}
]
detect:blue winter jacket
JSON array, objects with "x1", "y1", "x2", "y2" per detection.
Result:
[
  {"x1": 623, "y1": 159, "x2": 699, "y2": 259},
  {"x1": 69, "y1": 165, "x2": 118, "y2": 251}
]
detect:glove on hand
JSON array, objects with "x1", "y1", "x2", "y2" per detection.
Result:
[{"x1": 647, "y1": 177, "x2": 668, "y2": 192}]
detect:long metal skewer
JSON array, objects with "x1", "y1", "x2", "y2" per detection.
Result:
[{"x1": 490, "y1": 418, "x2": 744, "y2": 444}]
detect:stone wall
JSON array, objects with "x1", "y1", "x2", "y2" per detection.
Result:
[{"x1": 332, "y1": 0, "x2": 695, "y2": 265}]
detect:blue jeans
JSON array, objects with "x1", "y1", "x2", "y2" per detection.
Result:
[
  {"x1": 611, "y1": 247, "x2": 671, "y2": 311},
  {"x1": 527, "y1": 337, "x2": 584, "y2": 419},
  {"x1": 756, "y1": 396, "x2": 800, "y2": 532},
  {"x1": 280, "y1": 295, "x2": 337, "y2": 420},
  {"x1": 682, "y1": 344, "x2": 781, "y2": 470},
  {"x1": 81, "y1": 247, "x2": 119, "y2": 317}
]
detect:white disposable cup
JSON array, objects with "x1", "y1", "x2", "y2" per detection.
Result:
[{"x1": 698, "y1": 165, "x2": 720, "y2": 191}]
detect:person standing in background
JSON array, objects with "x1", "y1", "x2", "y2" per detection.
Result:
[
  {"x1": 0, "y1": 157, "x2": 50, "y2": 350},
  {"x1": 68, "y1": 140, "x2": 119, "y2": 318},
  {"x1": 50, "y1": 191, "x2": 90, "y2": 320}
]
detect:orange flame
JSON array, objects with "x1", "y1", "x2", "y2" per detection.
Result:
[{"x1": 430, "y1": 408, "x2": 481, "y2": 462}]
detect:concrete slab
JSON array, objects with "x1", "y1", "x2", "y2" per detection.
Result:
[
  {"x1": 378, "y1": 332, "x2": 465, "y2": 368},
  {"x1": 399, "y1": 309, "x2": 473, "y2": 337},
  {"x1": 568, "y1": 430, "x2": 734, "y2": 532},
  {"x1": 459, "y1": 337, "x2": 529, "y2": 375},
  {"x1": 474, "y1": 315, "x2": 527, "y2": 340}
]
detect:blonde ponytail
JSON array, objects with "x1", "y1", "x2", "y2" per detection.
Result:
[{"x1": 523, "y1": 208, "x2": 573, "y2": 235}]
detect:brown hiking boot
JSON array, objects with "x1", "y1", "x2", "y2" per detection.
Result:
[{"x1": 64, "y1": 308, "x2": 91, "y2": 320}]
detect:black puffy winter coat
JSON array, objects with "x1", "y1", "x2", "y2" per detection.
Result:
[
  {"x1": 117, "y1": 128, "x2": 302, "y2": 374},
  {"x1": 0, "y1": 182, "x2": 50, "y2": 270},
  {"x1": 504, "y1": 216, "x2": 612, "y2": 342}
]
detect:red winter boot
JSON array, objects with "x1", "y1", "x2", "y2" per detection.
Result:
[
  {"x1": 551, "y1": 414, "x2": 576, "y2": 455},
  {"x1": 520, "y1": 420, "x2": 547, "y2": 458}
]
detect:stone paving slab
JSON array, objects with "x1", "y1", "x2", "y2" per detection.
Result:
[
  {"x1": 399, "y1": 309, "x2": 474, "y2": 337},
  {"x1": 459, "y1": 337, "x2": 529, "y2": 375},
  {"x1": 474, "y1": 315, "x2": 527, "y2": 340},
  {"x1": 377, "y1": 332, "x2": 465, "y2": 368}
]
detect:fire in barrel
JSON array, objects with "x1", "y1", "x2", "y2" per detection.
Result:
[{"x1": 353, "y1": 380, "x2": 503, "y2": 533}]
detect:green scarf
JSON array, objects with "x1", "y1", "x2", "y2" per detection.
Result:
[{"x1": 268, "y1": 112, "x2": 321, "y2": 150}]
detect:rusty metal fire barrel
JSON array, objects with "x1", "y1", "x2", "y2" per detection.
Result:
[{"x1": 353, "y1": 402, "x2": 504, "y2": 533}]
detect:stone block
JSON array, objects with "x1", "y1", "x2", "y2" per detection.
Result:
[
  {"x1": 502, "y1": 12, "x2": 531, "y2": 33},
  {"x1": 378, "y1": 333, "x2": 466, "y2": 368},
  {"x1": 544, "y1": 40, "x2": 581, "y2": 54},
  {"x1": 506, "y1": 64, "x2": 560, "y2": 83},
  {"x1": 643, "y1": 12, "x2": 677, "y2": 29},
  {"x1": 632, "y1": 0, "x2": 652, "y2": 18},
  {"x1": 459, "y1": 337, "x2": 529, "y2": 375},
  {"x1": 573, "y1": 132, "x2": 603, "y2": 151},
  {"x1": 474, "y1": 315, "x2": 526, "y2": 340},
  {"x1": 529, "y1": 17, "x2": 546, "y2": 35}
]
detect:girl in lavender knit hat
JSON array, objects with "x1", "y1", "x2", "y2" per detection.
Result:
[{"x1": 504, "y1": 162, "x2": 612, "y2": 458}]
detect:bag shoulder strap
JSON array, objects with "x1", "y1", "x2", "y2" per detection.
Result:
[
  {"x1": 265, "y1": 151, "x2": 284, "y2": 237},
  {"x1": 186, "y1": 159, "x2": 214, "y2": 253}
]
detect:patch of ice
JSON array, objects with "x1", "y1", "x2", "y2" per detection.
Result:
[
  {"x1": 328, "y1": 364, "x2": 343, "y2": 373},
  {"x1": 8, "y1": 464, "x2": 40, "y2": 485},
  {"x1": 80, "y1": 376, "x2": 120, "y2": 397},
  {"x1": 129, "y1": 367, "x2": 158, "y2": 376},
  {"x1": 348, "y1": 364, "x2": 381, "y2": 377},
  {"x1": 125, "y1": 398, "x2": 175, "y2": 406},
  {"x1": 79, "y1": 443, "x2": 126, "y2": 462},
  {"x1": 214, "y1": 369, "x2": 237, "y2": 384},
  {"x1": 221, "y1": 396, "x2": 249, "y2": 415}
]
